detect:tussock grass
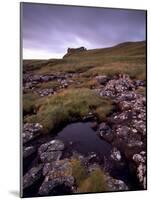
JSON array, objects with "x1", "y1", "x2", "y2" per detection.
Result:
[
  {"x1": 25, "y1": 88, "x2": 113, "y2": 133},
  {"x1": 71, "y1": 159, "x2": 87, "y2": 185},
  {"x1": 78, "y1": 168, "x2": 108, "y2": 193},
  {"x1": 70, "y1": 158, "x2": 108, "y2": 192},
  {"x1": 23, "y1": 93, "x2": 40, "y2": 114}
]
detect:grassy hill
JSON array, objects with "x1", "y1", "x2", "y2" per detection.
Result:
[{"x1": 23, "y1": 40, "x2": 146, "y2": 80}]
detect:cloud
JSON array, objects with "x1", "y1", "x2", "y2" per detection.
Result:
[{"x1": 22, "y1": 3, "x2": 146, "y2": 59}]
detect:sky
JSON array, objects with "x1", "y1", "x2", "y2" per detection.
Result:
[{"x1": 22, "y1": 3, "x2": 146, "y2": 59}]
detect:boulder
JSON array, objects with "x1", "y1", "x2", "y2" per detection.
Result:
[
  {"x1": 39, "y1": 159, "x2": 75, "y2": 196},
  {"x1": 110, "y1": 147, "x2": 122, "y2": 162},
  {"x1": 38, "y1": 140, "x2": 65, "y2": 163},
  {"x1": 23, "y1": 123, "x2": 43, "y2": 144},
  {"x1": 106, "y1": 175, "x2": 128, "y2": 191},
  {"x1": 99, "y1": 122, "x2": 113, "y2": 142},
  {"x1": 95, "y1": 75, "x2": 109, "y2": 85},
  {"x1": 23, "y1": 145, "x2": 36, "y2": 159},
  {"x1": 23, "y1": 164, "x2": 43, "y2": 189},
  {"x1": 132, "y1": 151, "x2": 146, "y2": 189}
]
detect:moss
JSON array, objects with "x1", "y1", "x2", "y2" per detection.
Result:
[{"x1": 78, "y1": 168, "x2": 108, "y2": 193}]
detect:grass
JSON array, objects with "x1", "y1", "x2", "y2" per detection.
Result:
[
  {"x1": 23, "y1": 41, "x2": 146, "y2": 131},
  {"x1": 82, "y1": 62, "x2": 146, "y2": 80},
  {"x1": 136, "y1": 87, "x2": 146, "y2": 95},
  {"x1": 24, "y1": 41, "x2": 146, "y2": 81},
  {"x1": 78, "y1": 168, "x2": 108, "y2": 193},
  {"x1": 70, "y1": 158, "x2": 108, "y2": 192},
  {"x1": 23, "y1": 93, "x2": 40, "y2": 114},
  {"x1": 24, "y1": 88, "x2": 114, "y2": 133},
  {"x1": 71, "y1": 159, "x2": 87, "y2": 185},
  {"x1": 35, "y1": 80, "x2": 60, "y2": 90}
]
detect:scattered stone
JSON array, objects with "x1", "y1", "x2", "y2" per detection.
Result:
[
  {"x1": 35, "y1": 88, "x2": 54, "y2": 97},
  {"x1": 23, "y1": 123, "x2": 43, "y2": 144},
  {"x1": 83, "y1": 112, "x2": 95, "y2": 121},
  {"x1": 99, "y1": 122, "x2": 113, "y2": 142},
  {"x1": 110, "y1": 147, "x2": 122, "y2": 162},
  {"x1": 95, "y1": 75, "x2": 109, "y2": 85}
]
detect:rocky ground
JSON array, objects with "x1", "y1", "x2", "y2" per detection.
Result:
[{"x1": 22, "y1": 69, "x2": 146, "y2": 197}]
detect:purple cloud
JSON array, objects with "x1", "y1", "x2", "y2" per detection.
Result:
[{"x1": 21, "y1": 3, "x2": 146, "y2": 59}]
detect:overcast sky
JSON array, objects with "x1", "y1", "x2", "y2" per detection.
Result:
[{"x1": 22, "y1": 3, "x2": 146, "y2": 59}]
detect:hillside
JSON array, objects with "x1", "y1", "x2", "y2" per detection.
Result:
[{"x1": 23, "y1": 41, "x2": 146, "y2": 80}]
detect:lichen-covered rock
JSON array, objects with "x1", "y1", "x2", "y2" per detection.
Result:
[
  {"x1": 100, "y1": 74, "x2": 135, "y2": 98},
  {"x1": 110, "y1": 147, "x2": 122, "y2": 162},
  {"x1": 98, "y1": 74, "x2": 146, "y2": 189},
  {"x1": 35, "y1": 88, "x2": 54, "y2": 97},
  {"x1": 23, "y1": 164, "x2": 43, "y2": 189},
  {"x1": 39, "y1": 159, "x2": 75, "y2": 196},
  {"x1": 95, "y1": 75, "x2": 109, "y2": 85},
  {"x1": 99, "y1": 122, "x2": 113, "y2": 142},
  {"x1": 23, "y1": 123, "x2": 43, "y2": 144},
  {"x1": 38, "y1": 140, "x2": 65, "y2": 162},
  {"x1": 132, "y1": 151, "x2": 146, "y2": 189},
  {"x1": 106, "y1": 175, "x2": 129, "y2": 191},
  {"x1": 23, "y1": 145, "x2": 36, "y2": 158}
]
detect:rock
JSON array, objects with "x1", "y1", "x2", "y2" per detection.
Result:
[
  {"x1": 99, "y1": 122, "x2": 113, "y2": 142},
  {"x1": 67, "y1": 47, "x2": 87, "y2": 54},
  {"x1": 32, "y1": 75, "x2": 41, "y2": 82},
  {"x1": 115, "y1": 125, "x2": 130, "y2": 139},
  {"x1": 41, "y1": 75, "x2": 51, "y2": 82},
  {"x1": 134, "y1": 80, "x2": 146, "y2": 87},
  {"x1": 36, "y1": 88, "x2": 54, "y2": 97},
  {"x1": 38, "y1": 140, "x2": 65, "y2": 162},
  {"x1": 98, "y1": 74, "x2": 146, "y2": 190},
  {"x1": 118, "y1": 101, "x2": 132, "y2": 111},
  {"x1": 110, "y1": 147, "x2": 122, "y2": 162},
  {"x1": 100, "y1": 74, "x2": 135, "y2": 98},
  {"x1": 95, "y1": 75, "x2": 109, "y2": 85},
  {"x1": 106, "y1": 175, "x2": 129, "y2": 191},
  {"x1": 23, "y1": 164, "x2": 43, "y2": 189},
  {"x1": 133, "y1": 154, "x2": 145, "y2": 164},
  {"x1": 23, "y1": 123, "x2": 43, "y2": 144},
  {"x1": 86, "y1": 152, "x2": 99, "y2": 164},
  {"x1": 23, "y1": 145, "x2": 36, "y2": 158},
  {"x1": 132, "y1": 152, "x2": 146, "y2": 189},
  {"x1": 90, "y1": 121, "x2": 98, "y2": 130},
  {"x1": 137, "y1": 163, "x2": 146, "y2": 189},
  {"x1": 39, "y1": 159, "x2": 75, "y2": 195},
  {"x1": 83, "y1": 112, "x2": 94, "y2": 121},
  {"x1": 88, "y1": 163, "x2": 101, "y2": 173},
  {"x1": 124, "y1": 139, "x2": 143, "y2": 159}
]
